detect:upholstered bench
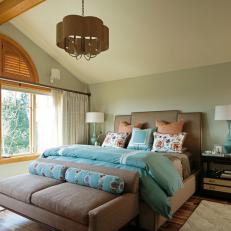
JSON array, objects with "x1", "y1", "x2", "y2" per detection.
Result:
[{"x1": 0, "y1": 161, "x2": 139, "y2": 231}]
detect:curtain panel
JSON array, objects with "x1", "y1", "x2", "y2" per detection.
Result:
[
  {"x1": 62, "y1": 91, "x2": 89, "y2": 145},
  {"x1": 35, "y1": 89, "x2": 89, "y2": 153}
]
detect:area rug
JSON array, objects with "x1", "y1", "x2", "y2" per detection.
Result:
[
  {"x1": 0, "y1": 210, "x2": 46, "y2": 231},
  {"x1": 180, "y1": 200, "x2": 231, "y2": 231}
]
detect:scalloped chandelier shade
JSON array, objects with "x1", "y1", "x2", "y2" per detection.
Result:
[{"x1": 56, "y1": 0, "x2": 109, "y2": 61}]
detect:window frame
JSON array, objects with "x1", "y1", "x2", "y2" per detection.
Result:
[{"x1": 0, "y1": 80, "x2": 50, "y2": 164}]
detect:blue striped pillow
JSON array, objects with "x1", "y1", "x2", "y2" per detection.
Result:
[
  {"x1": 65, "y1": 167, "x2": 124, "y2": 194},
  {"x1": 28, "y1": 161, "x2": 67, "y2": 180}
]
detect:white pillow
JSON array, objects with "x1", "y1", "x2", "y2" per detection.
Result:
[
  {"x1": 102, "y1": 132, "x2": 129, "y2": 148},
  {"x1": 152, "y1": 132, "x2": 187, "y2": 153}
]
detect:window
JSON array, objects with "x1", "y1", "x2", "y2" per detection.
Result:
[
  {"x1": 0, "y1": 34, "x2": 42, "y2": 163},
  {"x1": 0, "y1": 82, "x2": 51, "y2": 161},
  {"x1": 1, "y1": 89, "x2": 32, "y2": 156},
  {"x1": 0, "y1": 34, "x2": 39, "y2": 83}
]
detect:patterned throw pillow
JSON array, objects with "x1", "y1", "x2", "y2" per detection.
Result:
[
  {"x1": 28, "y1": 161, "x2": 67, "y2": 180},
  {"x1": 127, "y1": 128, "x2": 155, "y2": 151},
  {"x1": 152, "y1": 132, "x2": 187, "y2": 153},
  {"x1": 65, "y1": 167, "x2": 124, "y2": 194},
  {"x1": 156, "y1": 120, "x2": 184, "y2": 134},
  {"x1": 102, "y1": 132, "x2": 129, "y2": 148},
  {"x1": 118, "y1": 121, "x2": 143, "y2": 134}
]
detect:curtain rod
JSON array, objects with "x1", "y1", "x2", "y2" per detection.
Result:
[{"x1": 0, "y1": 76, "x2": 91, "y2": 96}]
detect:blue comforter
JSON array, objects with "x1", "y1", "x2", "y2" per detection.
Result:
[{"x1": 42, "y1": 144, "x2": 183, "y2": 218}]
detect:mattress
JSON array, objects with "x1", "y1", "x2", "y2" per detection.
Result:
[{"x1": 163, "y1": 152, "x2": 192, "y2": 179}]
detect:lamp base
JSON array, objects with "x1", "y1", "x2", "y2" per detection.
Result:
[
  {"x1": 224, "y1": 137, "x2": 231, "y2": 154},
  {"x1": 90, "y1": 137, "x2": 97, "y2": 145}
]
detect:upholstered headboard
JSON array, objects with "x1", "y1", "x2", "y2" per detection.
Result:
[{"x1": 114, "y1": 110, "x2": 202, "y2": 169}]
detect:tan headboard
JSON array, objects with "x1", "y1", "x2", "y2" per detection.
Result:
[
  {"x1": 114, "y1": 115, "x2": 131, "y2": 131},
  {"x1": 131, "y1": 110, "x2": 179, "y2": 128},
  {"x1": 114, "y1": 111, "x2": 202, "y2": 169}
]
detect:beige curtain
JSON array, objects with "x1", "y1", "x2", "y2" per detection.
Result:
[
  {"x1": 35, "y1": 89, "x2": 63, "y2": 153},
  {"x1": 35, "y1": 89, "x2": 88, "y2": 152},
  {"x1": 62, "y1": 91, "x2": 89, "y2": 145},
  {"x1": 51, "y1": 89, "x2": 63, "y2": 146}
]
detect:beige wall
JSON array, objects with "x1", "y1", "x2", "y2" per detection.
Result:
[
  {"x1": 0, "y1": 23, "x2": 88, "y2": 93},
  {"x1": 0, "y1": 23, "x2": 88, "y2": 178},
  {"x1": 90, "y1": 62, "x2": 231, "y2": 150},
  {"x1": 0, "y1": 161, "x2": 30, "y2": 179}
]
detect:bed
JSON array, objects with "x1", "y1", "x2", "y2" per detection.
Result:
[
  {"x1": 114, "y1": 110, "x2": 202, "y2": 230},
  {"x1": 38, "y1": 110, "x2": 202, "y2": 230}
]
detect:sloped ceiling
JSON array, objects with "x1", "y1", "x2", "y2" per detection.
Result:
[{"x1": 10, "y1": 0, "x2": 231, "y2": 84}]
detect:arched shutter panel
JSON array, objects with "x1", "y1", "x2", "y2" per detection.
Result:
[
  {"x1": 0, "y1": 39, "x2": 2, "y2": 76},
  {"x1": 0, "y1": 35, "x2": 39, "y2": 83}
]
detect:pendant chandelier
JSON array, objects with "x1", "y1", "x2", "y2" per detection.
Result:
[{"x1": 56, "y1": 0, "x2": 109, "y2": 61}]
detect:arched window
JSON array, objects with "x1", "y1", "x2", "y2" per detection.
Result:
[{"x1": 0, "y1": 34, "x2": 39, "y2": 83}]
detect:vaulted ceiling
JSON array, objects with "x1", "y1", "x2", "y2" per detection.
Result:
[{"x1": 9, "y1": 0, "x2": 231, "y2": 84}]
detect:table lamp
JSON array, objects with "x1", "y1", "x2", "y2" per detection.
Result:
[
  {"x1": 86, "y1": 112, "x2": 104, "y2": 145},
  {"x1": 215, "y1": 105, "x2": 231, "y2": 153}
]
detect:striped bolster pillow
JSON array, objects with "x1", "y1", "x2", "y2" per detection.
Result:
[
  {"x1": 28, "y1": 161, "x2": 67, "y2": 181},
  {"x1": 65, "y1": 167, "x2": 124, "y2": 194}
]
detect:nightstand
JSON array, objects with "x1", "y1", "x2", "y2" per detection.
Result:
[{"x1": 201, "y1": 154, "x2": 231, "y2": 199}]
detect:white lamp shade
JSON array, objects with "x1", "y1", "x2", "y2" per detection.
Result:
[
  {"x1": 86, "y1": 112, "x2": 104, "y2": 123},
  {"x1": 215, "y1": 105, "x2": 231, "y2": 120}
]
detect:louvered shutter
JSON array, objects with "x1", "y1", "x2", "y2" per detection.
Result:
[
  {"x1": 0, "y1": 39, "x2": 2, "y2": 76},
  {"x1": 0, "y1": 36, "x2": 38, "y2": 83}
]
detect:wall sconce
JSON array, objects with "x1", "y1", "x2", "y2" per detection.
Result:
[{"x1": 50, "y1": 68, "x2": 61, "y2": 83}]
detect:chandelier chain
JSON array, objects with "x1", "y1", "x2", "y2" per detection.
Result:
[{"x1": 82, "y1": 0, "x2": 84, "y2": 16}]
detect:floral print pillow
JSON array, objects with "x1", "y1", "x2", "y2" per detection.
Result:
[
  {"x1": 65, "y1": 167, "x2": 124, "y2": 194},
  {"x1": 28, "y1": 161, "x2": 67, "y2": 180},
  {"x1": 102, "y1": 132, "x2": 129, "y2": 148},
  {"x1": 152, "y1": 132, "x2": 187, "y2": 153}
]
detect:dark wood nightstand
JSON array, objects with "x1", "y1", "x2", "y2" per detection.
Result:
[{"x1": 201, "y1": 154, "x2": 231, "y2": 199}]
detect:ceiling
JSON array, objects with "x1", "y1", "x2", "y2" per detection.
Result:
[{"x1": 10, "y1": 0, "x2": 231, "y2": 84}]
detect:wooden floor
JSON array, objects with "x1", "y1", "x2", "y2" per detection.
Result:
[{"x1": 0, "y1": 195, "x2": 230, "y2": 231}]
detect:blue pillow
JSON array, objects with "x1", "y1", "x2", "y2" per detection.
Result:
[
  {"x1": 65, "y1": 167, "x2": 124, "y2": 194},
  {"x1": 127, "y1": 128, "x2": 156, "y2": 151},
  {"x1": 28, "y1": 161, "x2": 67, "y2": 180}
]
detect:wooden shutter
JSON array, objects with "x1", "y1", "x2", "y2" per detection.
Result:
[
  {"x1": 0, "y1": 35, "x2": 39, "y2": 83},
  {"x1": 0, "y1": 39, "x2": 2, "y2": 76}
]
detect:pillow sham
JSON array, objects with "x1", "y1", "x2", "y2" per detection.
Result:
[
  {"x1": 65, "y1": 167, "x2": 124, "y2": 194},
  {"x1": 156, "y1": 120, "x2": 184, "y2": 134},
  {"x1": 28, "y1": 161, "x2": 67, "y2": 180},
  {"x1": 102, "y1": 132, "x2": 129, "y2": 148},
  {"x1": 127, "y1": 128, "x2": 155, "y2": 151},
  {"x1": 152, "y1": 132, "x2": 187, "y2": 153},
  {"x1": 118, "y1": 121, "x2": 143, "y2": 134}
]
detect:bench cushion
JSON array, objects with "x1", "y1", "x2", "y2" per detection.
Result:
[
  {"x1": 31, "y1": 182, "x2": 116, "y2": 225},
  {"x1": 0, "y1": 174, "x2": 61, "y2": 203}
]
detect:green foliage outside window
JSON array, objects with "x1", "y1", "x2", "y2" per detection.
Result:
[{"x1": 2, "y1": 90, "x2": 30, "y2": 156}]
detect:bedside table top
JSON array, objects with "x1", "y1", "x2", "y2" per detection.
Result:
[{"x1": 201, "y1": 153, "x2": 231, "y2": 163}]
